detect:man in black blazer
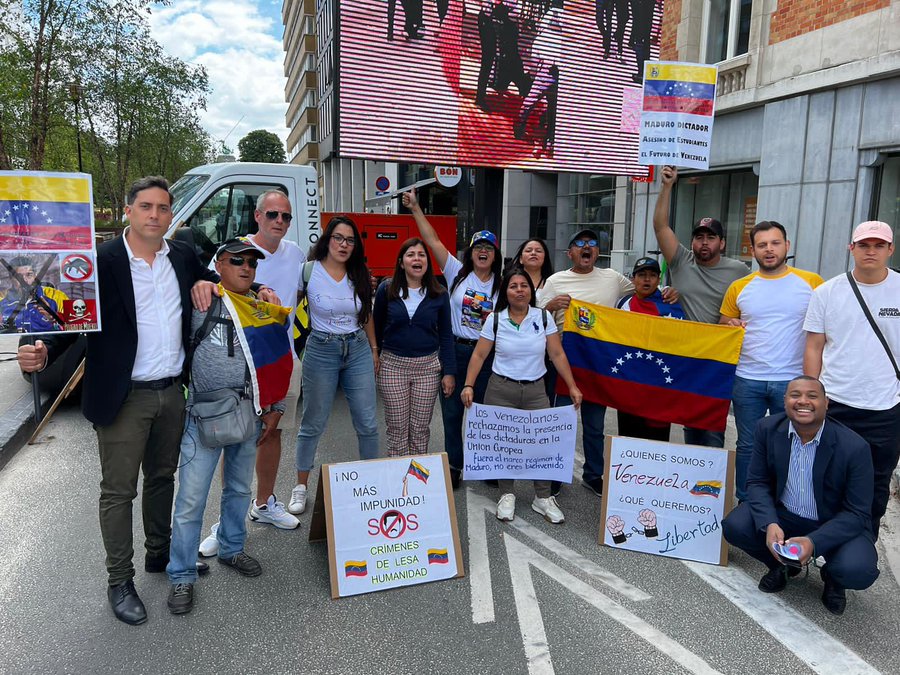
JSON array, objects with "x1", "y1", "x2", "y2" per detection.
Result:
[
  {"x1": 18, "y1": 177, "x2": 225, "y2": 625},
  {"x1": 722, "y1": 376, "x2": 879, "y2": 615}
]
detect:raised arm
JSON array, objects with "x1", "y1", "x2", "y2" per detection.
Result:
[
  {"x1": 402, "y1": 188, "x2": 449, "y2": 269},
  {"x1": 652, "y1": 165, "x2": 680, "y2": 264}
]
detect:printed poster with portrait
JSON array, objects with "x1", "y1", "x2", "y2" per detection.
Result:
[{"x1": 0, "y1": 171, "x2": 101, "y2": 334}]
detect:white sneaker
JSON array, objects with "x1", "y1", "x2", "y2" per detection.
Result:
[
  {"x1": 249, "y1": 495, "x2": 300, "y2": 530},
  {"x1": 198, "y1": 522, "x2": 219, "y2": 557},
  {"x1": 288, "y1": 484, "x2": 308, "y2": 515},
  {"x1": 532, "y1": 496, "x2": 565, "y2": 524},
  {"x1": 496, "y1": 493, "x2": 516, "y2": 521}
]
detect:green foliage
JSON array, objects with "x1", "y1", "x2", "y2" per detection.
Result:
[{"x1": 238, "y1": 129, "x2": 286, "y2": 164}]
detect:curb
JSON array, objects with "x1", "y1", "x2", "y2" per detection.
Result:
[{"x1": 0, "y1": 390, "x2": 51, "y2": 472}]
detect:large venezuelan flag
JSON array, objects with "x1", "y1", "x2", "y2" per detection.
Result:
[
  {"x1": 642, "y1": 63, "x2": 717, "y2": 117},
  {"x1": 220, "y1": 286, "x2": 292, "y2": 413},
  {"x1": 560, "y1": 301, "x2": 743, "y2": 432},
  {"x1": 0, "y1": 173, "x2": 93, "y2": 250}
]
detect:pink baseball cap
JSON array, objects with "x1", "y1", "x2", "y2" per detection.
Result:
[{"x1": 851, "y1": 221, "x2": 893, "y2": 244}]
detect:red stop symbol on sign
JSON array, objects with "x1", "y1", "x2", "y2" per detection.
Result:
[{"x1": 378, "y1": 509, "x2": 407, "y2": 539}]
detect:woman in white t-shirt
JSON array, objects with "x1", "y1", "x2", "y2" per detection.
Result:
[
  {"x1": 292, "y1": 216, "x2": 379, "y2": 507},
  {"x1": 461, "y1": 270, "x2": 583, "y2": 524},
  {"x1": 403, "y1": 188, "x2": 501, "y2": 489}
]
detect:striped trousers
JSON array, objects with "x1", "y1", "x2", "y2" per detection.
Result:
[{"x1": 377, "y1": 351, "x2": 442, "y2": 456}]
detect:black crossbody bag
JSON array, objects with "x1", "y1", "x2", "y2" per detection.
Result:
[{"x1": 845, "y1": 271, "x2": 900, "y2": 381}]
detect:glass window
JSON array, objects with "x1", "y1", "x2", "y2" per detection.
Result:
[
  {"x1": 872, "y1": 155, "x2": 900, "y2": 269},
  {"x1": 703, "y1": 0, "x2": 752, "y2": 63},
  {"x1": 530, "y1": 206, "x2": 548, "y2": 241},
  {"x1": 169, "y1": 174, "x2": 210, "y2": 215},
  {"x1": 672, "y1": 170, "x2": 758, "y2": 261},
  {"x1": 565, "y1": 174, "x2": 615, "y2": 268}
]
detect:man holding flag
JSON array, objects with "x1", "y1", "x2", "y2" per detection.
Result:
[{"x1": 166, "y1": 238, "x2": 291, "y2": 615}]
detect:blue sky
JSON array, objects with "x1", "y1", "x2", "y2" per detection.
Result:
[{"x1": 149, "y1": 0, "x2": 290, "y2": 152}]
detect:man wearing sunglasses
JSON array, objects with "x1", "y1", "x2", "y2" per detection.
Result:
[
  {"x1": 196, "y1": 191, "x2": 305, "y2": 559},
  {"x1": 540, "y1": 230, "x2": 678, "y2": 497}
]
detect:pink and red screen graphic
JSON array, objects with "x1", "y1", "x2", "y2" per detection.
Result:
[{"x1": 336, "y1": 0, "x2": 662, "y2": 174}]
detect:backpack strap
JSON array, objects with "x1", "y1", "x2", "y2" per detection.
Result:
[
  {"x1": 184, "y1": 295, "x2": 225, "y2": 379},
  {"x1": 300, "y1": 260, "x2": 315, "y2": 299}
]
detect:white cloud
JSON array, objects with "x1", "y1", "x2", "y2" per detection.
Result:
[{"x1": 149, "y1": 0, "x2": 289, "y2": 147}]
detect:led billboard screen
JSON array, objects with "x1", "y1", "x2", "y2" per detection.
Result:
[{"x1": 337, "y1": 0, "x2": 662, "y2": 174}]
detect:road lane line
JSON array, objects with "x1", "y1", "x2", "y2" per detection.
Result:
[
  {"x1": 684, "y1": 561, "x2": 880, "y2": 675},
  {"x1": 506, "y1": 535, "x2": 722, "y2": 675}
]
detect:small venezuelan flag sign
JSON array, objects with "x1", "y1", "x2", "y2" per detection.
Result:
[
  {"x1": 561, "y1": 301, "x2": 743, "y2": 432},
  {"x1": 0, "y1": 172, "x2": 94, "y2": 250},
  {"x1": 344, "y1": 560, "x2": 368, "y2": 577},
  {"x1": 690, "y1": 481, "x2": 723, "y2": 497},
  {"x1": 642, "y1": 63, "x2": 717, "y2": 117},
  {"x1": 407, "y1": 459, "x2": 430, "y2": 484},
  {"x1": 427, "y1": 549, "x2": 449, "y2": 565}
]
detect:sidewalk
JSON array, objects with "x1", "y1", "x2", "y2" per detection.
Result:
[{"x1": 0, "y1": 335, "x2": 48, "y2": 469}]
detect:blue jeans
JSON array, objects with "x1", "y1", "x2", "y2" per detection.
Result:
[
  {"x1": 557, "y1": 394, "x2": 606, "y2": 483},
  {"x1": 683, "y1": 427, "x2": 725, "y2": 448},
  {"x1": 167, "y1": 417, "x2": 260, "y2": 584},
  {"x1": 732, "y1": 375, "x2": 789, "y2": 500},
  {"x1": 440, "y1": 341, "x2": 493, "y2": 472},
  {"x1": 296, "y1": 329, "x2": 379, "y2": 472}
]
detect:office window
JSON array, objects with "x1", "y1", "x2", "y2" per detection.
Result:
[
  {"x1": 565, "y1": 174, "x2": 615, "y2": 268},
  {"x1": 702, "y1": 0, "x2": 752, "y2": 63},
  {"x1": 872, "y1": 155, "x2": 900, "y2": 268}
]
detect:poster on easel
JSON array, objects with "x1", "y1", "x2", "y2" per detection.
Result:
[
  {"x1": 0, "y1": 172, "x2": 101, "y2": 334},
  {"x1": 309, "y1": 452, "x2": 464, "y2": 598}
]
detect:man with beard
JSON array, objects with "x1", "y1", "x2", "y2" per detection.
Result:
[
  {"x1": 652, "y1": 165, "x2": 747, "y2": 448},
  {"x1": 719, "y1": 221, "x2": 824, "y2": 501}
]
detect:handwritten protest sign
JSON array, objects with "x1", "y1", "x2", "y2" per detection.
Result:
[
  {"x1": 600, "y1": 436, "x2": 734, "y2": 565},
  {"x1": 311, "y1": 453, "x2": 463, "y2": 598},
  {"x1": 462, "y1": 403, "x2": 577, "y2": 482},
  {"x1": 638, "y1": 61, "x2": 718, "y2": 170},
  {"x1": 0, "y1": 172, "x2": 100, "y2": 335}
]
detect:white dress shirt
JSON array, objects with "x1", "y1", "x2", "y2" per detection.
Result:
[{"x1": 122, "y1": 230, "x2": 184, "y2": 381}]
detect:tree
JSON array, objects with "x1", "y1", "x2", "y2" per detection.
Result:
[{"x1": 238, "y1": 130, "x2": 286, "y2": 164}]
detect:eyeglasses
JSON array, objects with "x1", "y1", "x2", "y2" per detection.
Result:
[
  {"x1": 265, "y1": 210, "x2": 293, "y2": 222},
  {"x1": 331, "y1": 234, "x2": 356, "y2": 247},
  {"x1": 572, "y1": 239, "x2": 598, "y2": 248},
  {"x1": 225, "y1": 256, "x2": 259, "y2": 269},
  {"x1": 473, "y1": 243, "x2": 495, "y2": 251}
]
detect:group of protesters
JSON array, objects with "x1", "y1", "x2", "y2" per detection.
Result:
[{"x1": 16, "y1": 169, "x2": 898, "y2": 622}]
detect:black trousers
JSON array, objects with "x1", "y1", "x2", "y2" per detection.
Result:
[
  {"x1": 827, "y1": 400, "x2": 900, "y2": 537},
  {"x1": 722, "y1": 502, "x2": 879, "y2": 590},
  {"x1": 616, "y1": 410, "x2": 671, "y2": 442}
]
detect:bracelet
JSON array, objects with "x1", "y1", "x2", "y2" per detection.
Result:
[
  {"x1": 461, "y1": 384, "x2": 474, "y2": 390},
  {"x1": 370, "y1": 345, "x2": 378, "y2": 350}
]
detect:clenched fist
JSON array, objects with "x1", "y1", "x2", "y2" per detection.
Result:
[
  {"x1": 638, "y1": 509, "x2": 658, "y2": 538},
  {"x1": 606, "y1": 515, "x2": 627, "y2": 544}
]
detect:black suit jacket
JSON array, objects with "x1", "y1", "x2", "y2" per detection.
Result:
[
  {"x1": 746, "y1": 413, "x2": 874, "y2": 553},
  {"x1": 45, "y1": 235, "x2": 217, "y2": 426}
]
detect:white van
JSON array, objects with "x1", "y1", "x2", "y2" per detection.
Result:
[{"x1": 165, "y1": 162, "x2": 320, "y2": 265}]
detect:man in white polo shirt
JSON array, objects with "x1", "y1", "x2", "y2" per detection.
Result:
[
  {"x1": 804, "y1": 220, "x2": 900, "y2": 537},
  {"x1": 720, "y1": 221, "x2": 824, "y2": 501}
]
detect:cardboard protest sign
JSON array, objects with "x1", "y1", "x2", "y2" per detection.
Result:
[
  {"x1": 310, "y1": 453, "x2": 464, "y2": 598},
  {"x1": 600, "y1": 436, "x2": 734, "y2": 565},
  {"x1": 462, "y1": 402, "x2": 577, "y2": 482},
  {"x1": 0, "y1": 172, "x2": 101, "y2": 334},
  {"x1": 637, "y1": 62, "x2": 718, "y2": 170}
]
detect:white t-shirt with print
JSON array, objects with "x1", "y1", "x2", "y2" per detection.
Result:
[
  {"x1": 307, "y1": 261, "x2": 361, "y2": 334},
  {"x1": 443, "y1": 254, "x2": 497, "y2": 340},
  {"x1": 480, "y1": 306, "x2": 557, "y2": 381},
  {"x1": 803, "y1": 270, "x2": 900, "y2": 410}
]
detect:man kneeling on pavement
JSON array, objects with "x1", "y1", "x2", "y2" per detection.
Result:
[
  {"x1": 166, "y1": 238, "x2": 287, "y2": 615},
  {"x1": 722, "y1": 375, "x2": 879, "y2": 616}
]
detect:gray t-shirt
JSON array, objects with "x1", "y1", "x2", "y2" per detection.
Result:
[{"x1": 668, "y1": 244, "x2": 747, "y2": 323}]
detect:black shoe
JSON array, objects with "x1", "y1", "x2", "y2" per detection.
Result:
[
  {"x1": 550, "y1": 481, "x2": 562, "y2": 497},
  {"x1": 146, "y1": 554, "x2": 209, "y2": 577},
  {"x1": 196, "y1": 561, "x2": 210, "y2": 576},
  {"x1": 107, "y1": 580, "x2": 147, "y2": 626},
  {"x1": 167, "y1": 583, "x2": 194, "y2": 615},
  {"x1": 218, "y1": 551, "x2": 262, "y2": 577},
  {"x1": 758, "y1": 565, "x2": 788, "y2": 593},
  {"x1": 450, "y1": 469, "x2": 461, "y2": 490},
  {"x1": 821, "y1": 568, "x2": 846, "y2": 615},
  {"x1": 582, "y1": 477, "x2": 603, "y2": 496}
]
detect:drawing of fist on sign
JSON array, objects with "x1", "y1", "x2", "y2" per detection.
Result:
[
  {"x1": 638, "y1": 509, "x2": 658, "y2": 538},
  {"x1": 606, "y1": 515, "x2": 627, "y2": 544}
]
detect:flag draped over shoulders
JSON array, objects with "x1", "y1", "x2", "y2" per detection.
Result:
[
  {"x1": 560, "y1": 300, "x2": 744, "y2": 432},
  {"x1": 219, "y1": 285, "x2": 292, "y2": 414}
]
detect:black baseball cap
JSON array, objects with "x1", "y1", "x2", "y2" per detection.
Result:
[
  {"x1": 568, "y1": 229, "x2": 600, "y2": 247},
  {"x1": 691, "y1": 217, "x2": 725, "y2": 239},
  {"x1": 216, "y1": 236, "x2": 266, "y2": 259},
  {"x1": 632, "y1": 257, "x2": 661, "y2": 275}
]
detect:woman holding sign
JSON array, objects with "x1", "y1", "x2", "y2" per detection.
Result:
[
  {"x1": 461, "y1": 270, "x2": 583, "y2": 524},
  {"x1": 373, "y1": 238, "x2": 456, "y2": 457},
  {"x1": 403, "y1": 188, "x2": 501, "y2": 490}
]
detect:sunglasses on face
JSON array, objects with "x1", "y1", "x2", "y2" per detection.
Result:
[
  {"x1": 225, "y1": 256, "x2": 259, "y2": 269},
  {"x1": 331, "y1": 233, "x2": 356, "y2": 247},
  {"x1": 572, "y1": 239, "x2": 598, "y2": 248},
  {"x1": 265, "y1": 210, "x2": 293, "y2": 222}
]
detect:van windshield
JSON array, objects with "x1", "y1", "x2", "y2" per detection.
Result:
[{"x1": 170, "y1": 174, "x2": 210, "y2": 215}]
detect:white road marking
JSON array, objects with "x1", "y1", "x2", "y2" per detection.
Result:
[
  {"x1": 505, "y1": 535, "x2": 722, "y2": 675},
  {"x1": 684, "y1": 561, "x2": 880, "y2": 675}
]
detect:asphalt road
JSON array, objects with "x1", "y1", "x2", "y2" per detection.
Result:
[{"x1": 0, "y1": 395, "x2": 898, "y2": 674}]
